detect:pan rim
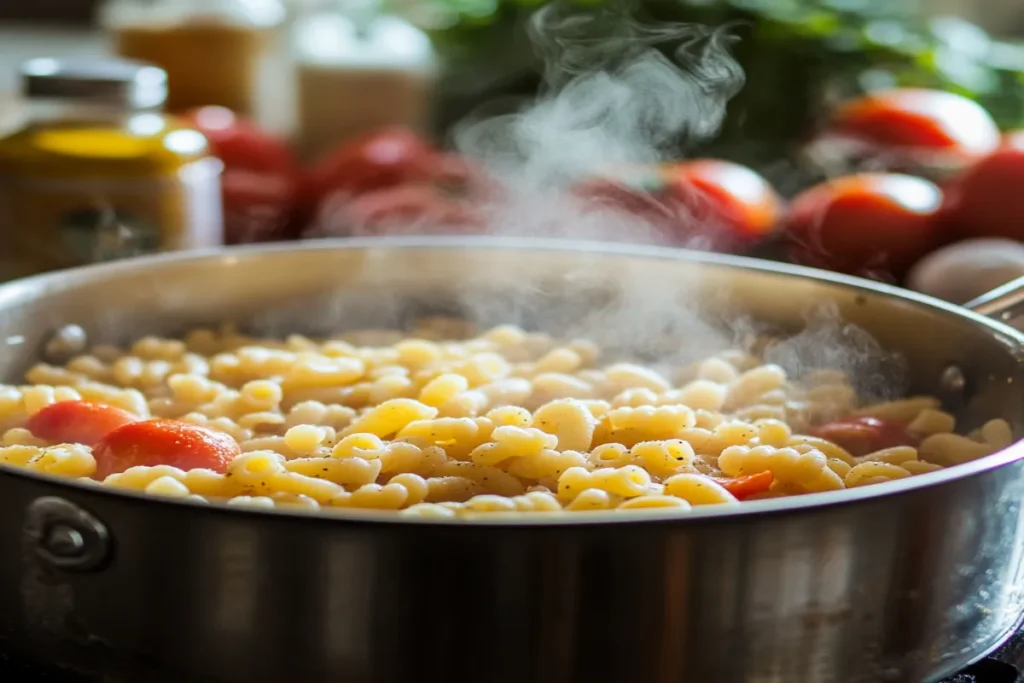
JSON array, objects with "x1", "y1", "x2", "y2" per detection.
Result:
[{"x1": 1, "y1": 235, "x2": 1022, "y2": 527}]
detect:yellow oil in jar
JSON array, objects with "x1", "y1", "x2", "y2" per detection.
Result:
[{"x1": 0, "y1": 81, "x2": 223, "y2": 281}]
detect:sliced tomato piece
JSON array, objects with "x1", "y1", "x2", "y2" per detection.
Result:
[
  {"x1": 712, "y1": 471, "x2": 774, "y2": 500},
  {"x1": 26, "y1": 401, "x2": 139, "y2": 447},
  {"x1": 93, "y1": 419, "x2": 240, "y2": 479},
  {"x1": 811, "y1": 416, "x2": 919, "y2": 458}
]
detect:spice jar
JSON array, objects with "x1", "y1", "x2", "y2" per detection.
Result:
[
  {"x1": 291, "y1": 0, "x2": 438, "y2": 161},
  {"x1": 0, "y1": 58, "x2": 224, "y2": 281},
  {"x1": 100, "y1": 0, "x2": 286, "y2": 117}
]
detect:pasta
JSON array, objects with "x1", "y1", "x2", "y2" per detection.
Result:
[{"x1": 0, "y1": 321, "x2": 1015, "y2": 520}]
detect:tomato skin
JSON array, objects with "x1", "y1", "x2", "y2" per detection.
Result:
[
  {"x1": 182, "y1": 106, "x2": 302, "y2": 244},
  {"x1": 310, "y1": 184, "x2": 485, "y2": 238},
  {"x1": 783, "y1": 173, "x2": 945, "y2": 278},
  {"x1": 93, "y1": 419, "x2": 241, "y2": 480},
  {"x1": 939, "y1": 133, "x2": 1024, "y2": 242},
  {"x1": 666, "y1": 159, "x2": 784, "y2": 243},
  {"x1": 571, "y1": 161, "x2": 782, "y2": 251},
  {"x1": 304, "y1": 128, "x2": 437, "y2": 205},
  {"x1": 808, "y1": 89, "x2": 1000, "y2": 183},
  {"x1": 812, "y1": 416, "x2": 919, "y2": 458},
  {"x1": 712, "y1": 471, "x2": 774, "y2": 500},
  {"x1": 25, "y1": 401, "x2": 139, "y2": 447},
  {"x1": 571, "y1": 178, "x2": 676, "y2": 222},
  {"x1": 829, "y1": 88, "x2": 1000, "y2": 156}
]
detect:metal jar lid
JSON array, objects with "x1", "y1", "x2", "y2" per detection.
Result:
[{"x1": 19, "y1": 57, "x2": 168, "y2": 110}]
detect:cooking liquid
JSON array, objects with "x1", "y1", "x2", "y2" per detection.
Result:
[{"x1": 113, "y1": 18, "x2": 270, "y2": 115}]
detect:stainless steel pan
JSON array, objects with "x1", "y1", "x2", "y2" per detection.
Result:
[{"x1": 2, "y1": 237, "x2": 1024, "y2": 683}]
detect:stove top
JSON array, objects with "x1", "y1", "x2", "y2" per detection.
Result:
[{"x1": 4, "y1": 632, "x2": 1024, "y2": 683}]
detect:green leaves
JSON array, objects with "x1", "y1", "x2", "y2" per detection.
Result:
[{"x1": 426, "y1": 0, "x2": 1024, "y2": 156}]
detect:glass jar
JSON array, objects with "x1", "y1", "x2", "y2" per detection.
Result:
[
  {"x1": 100, "y1": 0, "x2": 286, "y2": 117},
  {"x1": 0, "y1": 58, "x2": 224, "y2": 281},
  {"x1": 291, "y1": 0, "x2": 438, "y2": 161}
]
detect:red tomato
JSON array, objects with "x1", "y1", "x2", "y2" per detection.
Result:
[
  {"x1": 812, "y1": 416, "x2": 919, "y2": 458},
  {"x1": 712, "y1": 471, "x2": 774, "y2": 500},
  {"x1": 783, "y1": 173, "x2": 945, "y2": 278},
  {"x1": 940, "y1": 133, "x2": 1024, "y2": 241},
  {"x1": 25, "y1": 401, "x2": 139, "y2": 447},
  {"x1": 416, "y1": 152, "x2": 499, "y2": 199},
  {"x1": 571, "y1": 178, "x2": 676, "y2": 221},
  {"x1": 570, "y1": 162, "x2": 782, "y2": 251},
  {"x1": 92, "y1": 419, "x2": 240, "y2": 479},
  {"x1": 567, "y1": 178, "x2": 685, "y2": 245},
  {"x1": 828, "y1": 88, "x2": 1000, "y2": 156},
  {"x1": 666, "y1": 159, "x2": 784, "y2": 244},
  {"x1": 182, "y1": 106, "x2": 302, "y2": 244},
  {"x1": 304, "y1": 128, "x2": 437, "y2": 204},
  {"x1": 310, "y1": 183, "x2": 485, "y2": 238},
  {"x1": 809, "y1": 89, "x2": 1001, "y2": 183}
]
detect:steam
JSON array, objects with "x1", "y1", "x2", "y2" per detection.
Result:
[
  {"x1": 289, "y1": 1, "x2": 907, "y2": 406},
  {"x1": 456, "y1": 4, "x2": 743, "y2": 184},
  {"x1": 447, "y1": 3, "x2": 744, "y2": 247}
]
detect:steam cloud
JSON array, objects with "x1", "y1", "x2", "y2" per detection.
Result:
[
  {"x1": 457, "y1": 3, "x2": 744, "y2": 182},
  {"x1": 451, "y1": 1, "x2": 906, "y2": 398},
  {"x1": 279, "y1": 0, "x2": 906, "y2": 404},
  {"x1": 452, "y1": 2, "x2": 745, "y2": 245}
]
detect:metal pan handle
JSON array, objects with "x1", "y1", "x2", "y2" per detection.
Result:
[{"x1": 962, "y1": 274, "x2": 1024, "y2": 322}]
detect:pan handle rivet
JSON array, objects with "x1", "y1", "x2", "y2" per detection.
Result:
[
  {"x1": 24, "y1": 497, "x2": 110, "y2": 573},
  {"x1": 940, "y1": 365, "x2": 966, "y2": 394},
  {"x1": 44, "y1": 525, "x2": 85, "y2": 558}
]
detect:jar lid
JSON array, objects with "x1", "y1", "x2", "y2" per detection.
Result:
[{"x1": 19, "y1": 58, "x2": 168, "y2": 110}]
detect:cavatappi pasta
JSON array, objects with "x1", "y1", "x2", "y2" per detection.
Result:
[{"x1": 0, "y1": 321, "x2": 1014, "y2": 519}]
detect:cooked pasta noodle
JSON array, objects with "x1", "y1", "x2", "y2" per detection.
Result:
[{"x1": 0, "y1": 322, "x2": 1014, "y2": 517}]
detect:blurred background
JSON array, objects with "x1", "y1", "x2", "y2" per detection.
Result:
[
  {"x1": 4, "y1": 0, "x2": 1024, "y2": 151},
  {"x1": 2, "y1": 0, "x2": 1024, "y2": 303}
]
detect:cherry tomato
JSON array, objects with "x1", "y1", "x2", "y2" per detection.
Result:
[
  {"x1": 571, "y1": 178, "x2": 676, "y2": 222},
  {"x1": 828, "y1": 88, "x2": 1000, "y2": 155},
  {"x1": 304, "y1": 128, "x2": 437, "y2": 204},
  {"x1": 808, "y1": 89, "x2": 1001, "y2": 182},
  {"x1": 939, "y1": 133, "x2": 1024, "y2": 242},
  {"x1": 566, "y1": 178, "x2": 685, "y2": 245},
  {"x1": 711, "y1": 471, "x2": 774, "y2": 500},
  {"x1": 415, "y1": 152, "x2": 499, "y2": 200},
  {"x1": 310, "y1": 183, "x2": 485, "y2": 238},
  {"x1": 182, "y1": 106, "x2": 303, "y2": 244},
  {"x1": 93, "y1": 419, "x2": 240, "y2": 479},
  {"x1": 25, "y1": 401, "x2": 139, "y2": 447},
  {"x1": 221, "y1": 168, "x2": 308, "y2": 242},
  {"x1": 665, "y1": 159, "x2": 784, "y2": 244},
  {"x1": 783, "y1": 173, "x2": 945, "y2": 279},
  {"x1": 812, "y1": 416, "x2": 919, "y2": 458},
  {"x1": 571, "y1": 162, "x2": 781, "y2": 251}
]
